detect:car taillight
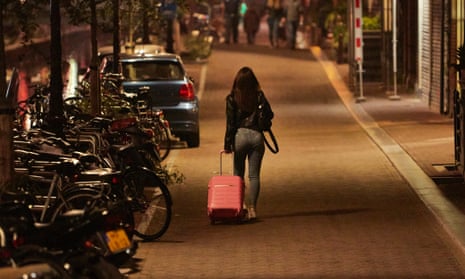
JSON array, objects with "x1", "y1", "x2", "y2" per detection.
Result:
[{"x1": 179, "y1": 83, "x2": 195, "y2": 100}]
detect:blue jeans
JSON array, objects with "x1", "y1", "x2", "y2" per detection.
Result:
[
  {"x1": 234, "y1": 128, "x2": 265, "y2": 208},
  {"x1": 267, "y1": 16, "x2": 279, "y2": 47},
  {"x1": 224, "y1": 14, "x2": 239, "y2": 43}
]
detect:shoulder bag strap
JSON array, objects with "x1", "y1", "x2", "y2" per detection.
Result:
[{"x1": 263, "y1": 129, "x2": 279, "y2": 154}]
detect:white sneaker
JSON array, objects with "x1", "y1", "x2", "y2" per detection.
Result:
[{"x1": 248, "y1": 207, "x2": 256, "y2": 220}]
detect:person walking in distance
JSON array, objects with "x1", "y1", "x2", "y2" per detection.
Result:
[
  {"x1": 243, "y1": 6, "x2": 260, "y2": 44},
  {"x1": 285, "y1": 0, "x2": 302, "y2": 49},
  {"x1": 224, "y1": 67, "x2": 274, "y2": 220},
  {"x1": 161, "y1": 0, "x2": 177, "y2": 53},
  {"x1": 223, "y1": 0, "x2": 241, "y2": 44},
  {"x1": 266, "y1": 0, "x2": 284, "y2": 47}
]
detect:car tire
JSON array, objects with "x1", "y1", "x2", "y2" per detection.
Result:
[{"x1": 186, "y1": 132, "x2": 200, "y2": 148}]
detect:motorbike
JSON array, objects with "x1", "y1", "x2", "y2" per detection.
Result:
[{"x1": 0, "y1": 198, "x2": 133, "y2": 278}]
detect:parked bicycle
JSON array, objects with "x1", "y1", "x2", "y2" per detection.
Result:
[
  {"x1": 12, "y1": 81, "x2": 174, "y2": 241},
  {"x1": 13, "y1": 117, "x2": 172, "y2": 241}
]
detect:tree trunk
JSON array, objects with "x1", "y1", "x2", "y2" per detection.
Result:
[
  {"x1": 0, "y1": 1, "x2": 5, "y2": 97},
  {"x1": 113, "y1": 0, "x2": 120, "y2": 73},
  {"x1": 0, "y1": 113, "x2": 14, "y2": 190},
  {"x1": 90, "y1": 0, "x2": 101, "y2": 116},
  {"x1": 142, "y1": 0, "x2": 151, "y2": 44},
  {"x1": 0, "y1": 1, "x2": 14, "y2": 190},
  {"x1": 48, "y1": 0, "x2": 65, "y2": 135}
]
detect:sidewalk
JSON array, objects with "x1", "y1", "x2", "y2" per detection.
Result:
[
  {"x1": 312, "y1": 46, "x2": 465, "y2": 259},
  {"x1": 334, "y1": 61, "x2": 459, "y2": 178}
]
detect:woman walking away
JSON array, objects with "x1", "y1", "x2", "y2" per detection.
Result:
[{"x1": 224, "y1": 67, "x2": 274, "y2": 220}]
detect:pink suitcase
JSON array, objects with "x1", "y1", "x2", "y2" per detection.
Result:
[{"x1": 207, "y1": 151, "x2": 246, "y2": 224}]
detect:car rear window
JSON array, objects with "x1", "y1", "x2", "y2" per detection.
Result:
[{"x1": 121, "y1": 61, "x2": 183, "y2": 81}]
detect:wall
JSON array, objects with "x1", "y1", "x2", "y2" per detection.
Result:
[
  {"x1": 417, "y1": 0, "x2": 446, "y2": 113},
  {"x1": 418, "y1": 0, "x2": 432, "y2": 105}
]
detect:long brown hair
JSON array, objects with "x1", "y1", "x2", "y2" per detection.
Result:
[{"x1": 231, "y1": 67, "x2": 260, "y2": 113}]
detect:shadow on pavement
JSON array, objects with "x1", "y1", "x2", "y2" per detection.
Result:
[
  {"x1": 262, "y1": 207, "x2": 371, "y2": 219},
  {"x1": 435, "y1": 178, "x2": 465, "y2": 215}
]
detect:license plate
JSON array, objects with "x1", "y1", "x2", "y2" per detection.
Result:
[{"x1": 105, "y1": 229, "x2": 131, "y2": 254}]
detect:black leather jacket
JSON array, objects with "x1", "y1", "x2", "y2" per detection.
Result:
[{"x1": 224, "y1": 91, "x2": 273, "y2": 151}]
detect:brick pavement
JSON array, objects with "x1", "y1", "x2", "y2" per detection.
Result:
[
  {"x1": 317, "y1": 48, "x2": 465, "y2": 267},
  {"x1": 126, "y1": 48, "x2": 465, "y2": 279},
  {"x1": 123, "y1": 23, "x2": 465, "y2": 279}
]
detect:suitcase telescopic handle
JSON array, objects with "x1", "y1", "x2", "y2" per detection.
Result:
[{"x1": 220, "y1": 150, "x2": 233, "y2": 175}]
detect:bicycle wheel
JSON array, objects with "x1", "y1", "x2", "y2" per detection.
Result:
[
  {"x1": 123, "y1": 168, "x2": 172, "y2": 241},
  {"x1": 153, "y1": 121, "x2": 171, "y2": 161},
  {"x1": 138, "y1": 143, "x2": 162, "y2": 171},
  {"x1": 46, "y1": 188, "x2": 106, "y2": 223}
]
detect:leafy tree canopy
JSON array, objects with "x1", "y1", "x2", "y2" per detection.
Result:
[{"x1": 3, "y1": 0, "x2": 49, "y2": 43}]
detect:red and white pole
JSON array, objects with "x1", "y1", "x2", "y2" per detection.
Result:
[{"x1": 354, "y1": 0, "x2": 366, "y2": 102}]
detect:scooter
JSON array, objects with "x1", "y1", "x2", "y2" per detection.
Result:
[{"x1": 0, "y1": 199, "x2": 133, "y2": 278}]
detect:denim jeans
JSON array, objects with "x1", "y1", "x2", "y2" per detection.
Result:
[
  {"x1": 267, "y1": 16, "x2": 279, "y2": 47},
  {"x1": 224, "y1": 15, "x2": 239, "y2": 43},
  {"x1": 234, "y1": 128, "x2": 265, "y2": 208}
]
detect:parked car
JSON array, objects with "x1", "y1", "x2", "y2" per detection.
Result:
[{"x1": 99, "y1": 50, "x2": 200, "y2": 148}]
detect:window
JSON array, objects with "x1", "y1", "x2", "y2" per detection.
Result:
[{"x1": 121, "y1": 61, "x2": 183, "y2": 81}]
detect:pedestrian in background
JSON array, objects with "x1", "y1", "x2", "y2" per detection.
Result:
[
  {"x1": 266, "y1": 0, "x2": 284, "y2": 47},
  {"x1": 243, "y1": 6, "x2": 260, "y2": 44},
  {"x1": 240, "y1": 1, "x2": 248, "y2": 25},
  {"x1": 224, "y1": 67, "x2": 274, "y2": 220},
  {"x1": 161, "y1": 0, "x2": 177, "y2": 53},
  {"x1": 285, "y1": 0, "x2": 302, "y2": 49},
  {"x1": 223, "y1": 0, "x2": 241, "y2": 44}
]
